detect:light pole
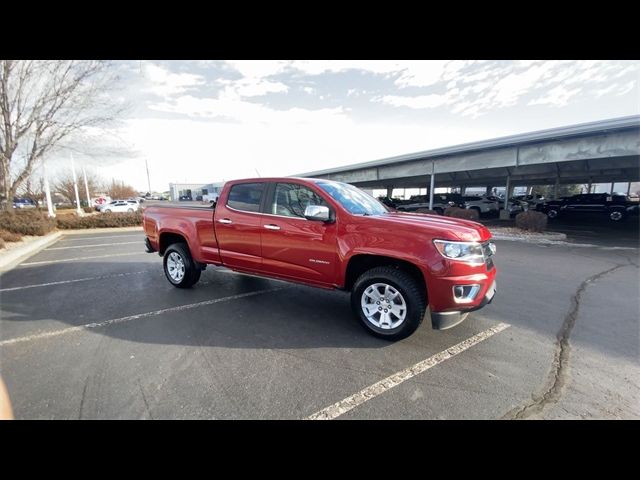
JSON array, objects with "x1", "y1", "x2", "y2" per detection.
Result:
[
  {"x1": 42, "y1": 158, "x2": 55, "y2": 218},
  {"x1": 145, "y1": 158, "x2": 151, "y2": 194},
  {"x1": 70, "y1": 153, "x2": 83, "y2": 215},
  {"x1": 82, "y1": 163, "x2": 92, "y2": 210}
]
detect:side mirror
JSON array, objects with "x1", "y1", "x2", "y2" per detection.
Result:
[{"x1": 304, "y1": 205, "x2": 331, "y2": 222}]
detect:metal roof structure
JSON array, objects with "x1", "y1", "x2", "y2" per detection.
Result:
[{"x1": 297, "y1": 116, "x2": 640, "y2": 189}]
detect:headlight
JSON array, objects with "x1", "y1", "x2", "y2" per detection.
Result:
[{"x1": 433, "y1": 240, "x2": 485, "y2": 264}]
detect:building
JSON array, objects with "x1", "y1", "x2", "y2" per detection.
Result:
[{"x1": 169, "y1": 182, "x2": 225, "y2": 202}]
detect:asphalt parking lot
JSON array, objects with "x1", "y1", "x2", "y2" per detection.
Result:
[{"x1": 0, "y1": 230, "x2": 638, "y2": 419}]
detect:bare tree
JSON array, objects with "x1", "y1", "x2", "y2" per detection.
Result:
[
  {"x1": 54, "y1": 170, "x2": 103, "y2": 205},
  {"x1": 106, "y1": 179, "x2": 137, "y2": 200},
  {"x1": 18, "y1": 175, "x2": 46, "y2": 208},
  {"x1": 0, "y1": 60, "x2": 125, "y2": 212}
]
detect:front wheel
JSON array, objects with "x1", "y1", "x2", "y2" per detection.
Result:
[
  {"x1": 547, "y1": 208, "x2": 558, "y2": 219},
  {"x1": 351, "y1": 266, "x2": 426, "y2": 341},
  {"x1": 609, "y1": 210, "x2": 624, "y2": 222},
  {"x1": 163, "y1": 243, "x2": 201, "y2": 288}
]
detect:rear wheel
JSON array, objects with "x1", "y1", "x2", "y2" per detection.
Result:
[
  {"x1": 104, "y1": 209, "x2": 111, "y2": 213},
  {"x1": 163, "y1": 243, "x2": 201, "y2": 288},
  {"x1": 547, "y1": 208, "x2": 558, "y2": 219},
  {"x1": 351, "y1": 266, "x2": 426, "y2": 341},
  {"x1": 127, "y1": 208, "x2": 134, "y2": 213}
]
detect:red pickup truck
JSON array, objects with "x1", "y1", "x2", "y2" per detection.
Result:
[{"x1": 143, "y1": 178, "x2": 497, "y2": 340}]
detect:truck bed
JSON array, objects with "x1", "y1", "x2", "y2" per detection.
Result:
[{"x1": 143, "y1": 204, "x2": 221, "y2": 265}]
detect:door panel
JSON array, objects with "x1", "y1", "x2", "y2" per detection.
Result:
[
  {"x1": 214, "y1": 182, "x2": 265, "y2": 271},
  {"x1": 260, "y1": 183, "x2": 337, "y2": 286}
]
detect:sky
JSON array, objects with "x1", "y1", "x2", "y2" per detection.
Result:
[{"x1": 48, "y1": 60, "x2": 640, "y2": 193}]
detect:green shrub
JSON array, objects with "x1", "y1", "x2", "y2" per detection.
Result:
[
  {"x1": 515, "y1": 210, "x2": 547, "y2": 232},
  {"x1": 0, "y1": 229, "x2": 23, "y2": 242},
  {"x1": 414, "y1": 208, "x2": 440, "y2": 215},
  {"x1": 55, "y1": 211, "x2": 143, "y2": 229},
  {"x1": 0, "y1": 210, "x2": 56, "y2": 236},
  {"x1": 444, "y1": 206, "x2": 480, "y2": 220}
]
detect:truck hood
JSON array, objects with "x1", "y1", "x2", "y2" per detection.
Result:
[{"x1": 368, "y1": 212, "x2": 492, "y2": 242}]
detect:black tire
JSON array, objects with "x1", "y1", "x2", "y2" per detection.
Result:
[
  {"x1": 351, "y1": 266, "x2": 427, "y2": 341},
  {"x1": 127, "y1": 208, "x2": 134, "y2": 213},
  {"x1": 163, "y1": 243, "x2": 201, "y2": 288},
  {"x1": 434, "y1": 208, "x2": 443, "y2": 215},
  {"x1": 547, "y1": 208, "x2": 558, "y2": 219}
]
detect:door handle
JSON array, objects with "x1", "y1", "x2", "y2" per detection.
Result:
[
  {"x1": 218, "y1": 218, "x2": 233, "y2": 224},
  {"x1": 264, "y1": 224, "x2": 281, "y2": 230}
]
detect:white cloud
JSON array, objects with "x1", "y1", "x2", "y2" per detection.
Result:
[
  {"x1": 224, "y1": 60, "x2": 471, "y2": 90},
  {"x1": 616, "y1": 80, "x2": 637, "y2": 96},
  {"x1": 373, "y1": 60, "x2": 639, "y2": 116},
  {"x1": 528, "y1": 85, "x2": 582, "y2": 106},
  {"x1": 224, "y1": 60, "x2": 290, "y2": 79},
  {"x1": 378, "y1": 94, "x2": 448, "y2": 109},
  {"x1": 149, "y1": 94, "x2": 349, "y2": 126},
  {"x1": 221, "y1": 79, "x2": 289, "y2": 99},
  {"x1": 142, "y1": 62, "x2": 205, "y2": 97},
  {"x1": 491, "y1": 62, "x2": 557, "y2": 106}
]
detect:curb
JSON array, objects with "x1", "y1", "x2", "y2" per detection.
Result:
[
  {"x1": 0, "y1": 232, "x2": 63, "y2": 273},
  {"x1": 0, "y1": 227, "x2": 143, "y2": 273},
  {"x1": 490, "y1": 233, "x2": 568, "y2": 242}
]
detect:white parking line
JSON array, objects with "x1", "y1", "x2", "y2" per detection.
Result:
[
  {"x1": 306, "y1": 322, "x2": 511, "y2": 420},
  {"x1": 0, "y1": 270, "x2": 152, "y2": 292},
  {"x1": 19, "y1": 252, "x2": 142, "y2": 266},
  {"x1": 58, "y1": 234, "x2": 142, "y2": 243},
  {"x1": 0, "y1": 286, "x2": 287, "y2": 347},
  {"x1": 45, "y1": 241, "x2": 140, "y2": 251}
]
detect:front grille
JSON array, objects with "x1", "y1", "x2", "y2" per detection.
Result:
[{"x1": 482, "y1": 241, "x2": 494, "y2": 270}]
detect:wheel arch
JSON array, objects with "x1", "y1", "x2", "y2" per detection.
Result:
[
  {"x1": 343, "y1": 253, "x2": 427, "y2": 298},
  {"x1": 159, "y1": 231, "x2": 190, "y2": 256}
]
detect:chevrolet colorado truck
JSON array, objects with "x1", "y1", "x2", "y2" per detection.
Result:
[{"x1": 143, "y1": 178, "x2": 497, "y2": 340}]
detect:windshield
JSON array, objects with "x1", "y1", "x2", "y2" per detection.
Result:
[{"x1": 316, "y1": 181, "x2": 388, "y2": 215}]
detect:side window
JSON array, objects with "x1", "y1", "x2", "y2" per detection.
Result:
[
  {"x1": 227, "y1": 183, "x2": 264, "y2": 213},
  {"x1": 272, "y1": 183, "x2": 328, "y2": 218}
]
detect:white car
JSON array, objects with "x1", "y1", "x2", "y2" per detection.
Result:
[
  {"x1": 463, "y1": 195, "x2": 500, "y2": 214},
  {"x1": 99, "y1": 200, "x2": 139, "y2": 213}
]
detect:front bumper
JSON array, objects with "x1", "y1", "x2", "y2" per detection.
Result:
[{"x1": 430, "y1": 280, "x2": 496, "y2": 330}]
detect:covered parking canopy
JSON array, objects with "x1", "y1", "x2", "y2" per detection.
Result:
[{"x1": 298, "y1": 116, "x2": 640, "y2": 207}]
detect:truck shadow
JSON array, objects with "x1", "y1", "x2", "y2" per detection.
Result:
[{"x1": 0, "y1": 261, "x2": 392, "y2": 349}]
